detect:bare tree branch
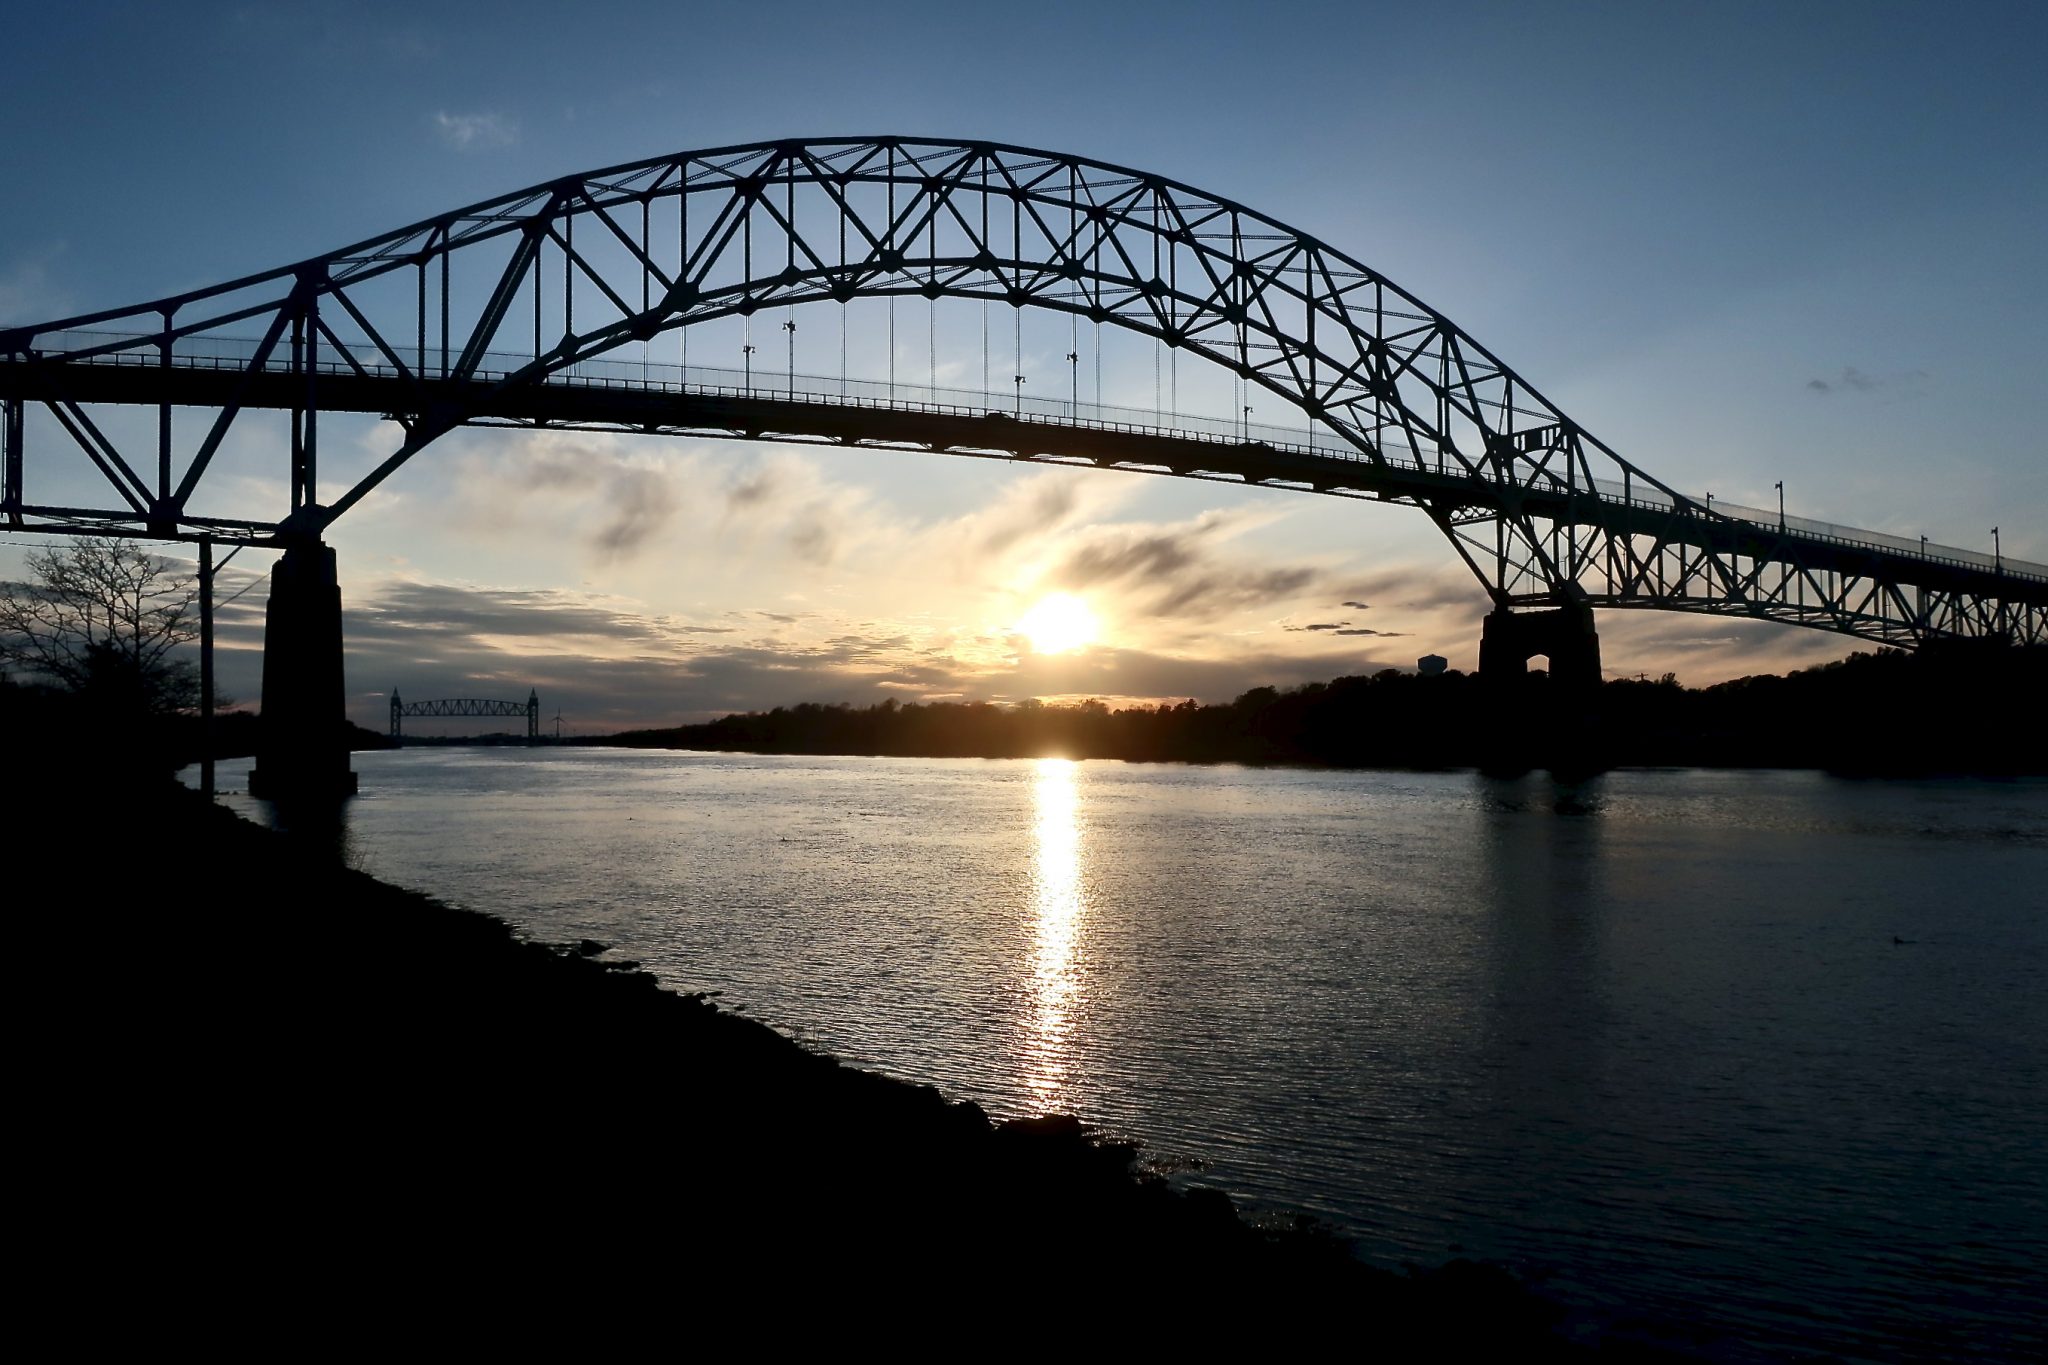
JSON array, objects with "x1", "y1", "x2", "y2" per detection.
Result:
[{"x1": 0, "y1": 542, "x2": 205, "y2": 714}]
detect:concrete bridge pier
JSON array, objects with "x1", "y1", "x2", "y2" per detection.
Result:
[
  {"x1": 1478, "y1": 604, "x2": 1606, "y2": 775},
  {"x1": 1479, "y1": 604, "x2": 1604, "y2": 690},
  {"x1": 249, "y1": 539, "x2": 358, "y2": 800}
]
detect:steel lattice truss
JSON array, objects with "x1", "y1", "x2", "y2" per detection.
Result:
[
  {"x1": 2, "y1": 138, "x2": 2040, "y2": 647},
  {"x1": 394, "y1": 698, "x2": 532, "y2": 720},
  {"x1": 389, "y1": 695, "x2": 537, "y2": 740}
]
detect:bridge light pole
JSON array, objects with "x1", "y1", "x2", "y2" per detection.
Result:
[
  {"x1": 1993, "y1": 526, "x2": 2001, "y2": 573},
  {"x1": 742, "y1": 342, "x2": 756, "y2": 392},
  {"x1": 1014, "y1": 373, "x2": 1025, "y2": 416},
  {"x1": 1243, "y1": 404, "x2": 1253, "y2": 442},
  {"x1": 198, "y1": 539, "x2": 215, "y2": 799},
  {"x1": 1067, "y1": 351, "x2": 1078, "y2": 418},
  {"x1": 783, "y1": 318, "x2": 796, "y2": 398},
  {"x1": 1776, "y1": 480, "x2": 1784, "y2": 531}
]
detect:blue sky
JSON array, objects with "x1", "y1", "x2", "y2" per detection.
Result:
[{"x1": 4, "y1": 1, "x2": 2043, "y2": 729}]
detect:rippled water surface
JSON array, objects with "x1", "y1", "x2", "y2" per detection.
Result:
[{"x1": 208, "y1": 753, "x2": 2046, "y2": 1361}]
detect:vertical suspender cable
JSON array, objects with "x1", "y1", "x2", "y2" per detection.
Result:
[
  {"x1": 981, "y1": 154, "x2": 990, "y2": 400},
  {"x1": 688, "y1": 163, "x2": 696, "y2": 378},
  {"x1": 888, "y1": 145, "x2": 896, "y2": 400},
  {"x1": 928, "y1": 211, "x2": 937, "y2": 400},
  {"x1": 839, "y1": 182, "x2": 847, "y2": 397}
]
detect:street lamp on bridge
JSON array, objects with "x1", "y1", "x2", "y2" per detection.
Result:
[
  {"x1": 783, "y1": 318, "x2": 797, "y2": 398},
  {"x1": 742, "y1": 341, "x2": 756, "y2": 391},
  {"x1": 1067, "y1": 351, "x2": 1079, "y2": 417},
  {"x1": 1776, "y1": 480, "x2": 1785, "y2": 531},
  {"x1": 1014, "y1": 373, "x2": 1026, "y2": 416},
  {"x1": 1994, "y1": 526, "x2": 2002, "y2": 573}
]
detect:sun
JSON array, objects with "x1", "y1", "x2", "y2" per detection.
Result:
[{"x1": 1018, "y1": 592, "x2": 1099, "y2": 655}]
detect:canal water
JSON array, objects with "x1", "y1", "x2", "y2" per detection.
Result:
[{"x1": 203, "y1": 752, "x2": 2046, "y2": 1361}]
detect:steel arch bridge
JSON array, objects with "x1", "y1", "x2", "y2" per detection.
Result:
[{"x1": 1, "y1": 138, "x2": 2040, "y2": 788}]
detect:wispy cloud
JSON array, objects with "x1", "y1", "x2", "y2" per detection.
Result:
[
  {"x1": 432, "y1": 110, "x2": 518, "y2": 152},
  {"x1": 1043, "y1": 507, "x2": 1334, "y2": 619},
  {"x1": 1805, "y1": 365, "x2": 1928, "y2": 396},
  {"x1": 1284, "y1": 619, "x2": 1406, "y2": 637}
]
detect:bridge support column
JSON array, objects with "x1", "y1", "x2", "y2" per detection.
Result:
[
  {"x1": 1478, "y1": 605, "x2": 1605, "y2": 776},
  {"x1": 1479, "y1": 604, "x2": 1603, "y2": 689},
  {"x1": 249, "y1": 540, "x2": 357, "y2": 800}
]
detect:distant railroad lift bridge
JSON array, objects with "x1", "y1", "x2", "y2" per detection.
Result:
[
  {"x1": 389, "y1": 690, "x2": 541, "y2": 743},
  {"x1": 1, "y1": 138, "x2": 2041, "y2": 797}
]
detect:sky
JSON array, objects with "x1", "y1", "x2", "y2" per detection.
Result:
[{"x1": 3, "y1": 0, "x2": 2043, "y2": 733}]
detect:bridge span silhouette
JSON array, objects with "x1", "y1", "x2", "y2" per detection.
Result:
[
  {"x1": 390, "y1": 690, "x2": 541, "y2": 744},
  {"x1": 2, "y1": 138, "x2": 2041, "y2": 795}
]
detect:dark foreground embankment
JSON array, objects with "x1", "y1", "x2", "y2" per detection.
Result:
[{"x1": 15, "y1": 781, "x2": 1699, "y2": 1355}]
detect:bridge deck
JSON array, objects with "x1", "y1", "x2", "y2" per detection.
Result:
[{"x1": 6, "y1": 350, "x2": 2040, "y2": 608}]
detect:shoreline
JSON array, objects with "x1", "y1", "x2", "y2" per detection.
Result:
[{"x1": 20, "y1": 778, "x2": 1706, "y2": 1354}]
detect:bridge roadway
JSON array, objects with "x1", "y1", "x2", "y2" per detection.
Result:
[
  {"x1": 11, "y1": 350, "x2": 2042, "y2": 613},
  {"x1": 8, "y1": 349, "x2": 2039, "y2": 609}
]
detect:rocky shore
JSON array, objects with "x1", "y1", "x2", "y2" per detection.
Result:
[{"x1": 16, "y1": 781, "x2": 1700, "y2": 1355}]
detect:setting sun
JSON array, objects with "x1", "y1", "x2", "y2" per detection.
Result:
[{"x1": 1018, "y1": 593, "x2": 1098, "y2": 655}]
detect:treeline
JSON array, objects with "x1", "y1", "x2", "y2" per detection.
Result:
[
  {"x1": 605, "y1": 645, "x2": 2048, "y2": 775},
  {"x1": 0, "y1": 678, "x2": 394, "y2": 776}
]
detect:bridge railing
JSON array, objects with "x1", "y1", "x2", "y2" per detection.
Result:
[
  {"x1": 21, "y1": 327, "x2": 1379, "y2": 454},
  {"x1": 20, "y1": 329, "x2": 2046, "y2": 583}
]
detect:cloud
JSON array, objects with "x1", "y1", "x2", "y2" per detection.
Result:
[
  {"x1": 1595, "y1": 610, "x2": 1850, "y2": 684},
  {"x1": 1284, "y1": 618, "x2": 1405, "y2": 637},
  {"x1": 1341, "y1": 600, "x2": 1371, "y2": 610},
  {"x1": 432, "y1": 111, "x2": 518, "y2": 151},
  {"x1": 977, "y1": 478, "x2": 1083, "y2": 557},
  {"x1": 1347, "y1": 565, "x2": 1482, "y2": 615},
  {"x1": 1804, "y1": 366, "x2": 1928, "y2": 396},
  {"x1": 1044, "y1": 508, "x2": 1332, "y2": 619},
  {"x1": 465, "y1": 440, "x2": 680, "y2": 562},
  {"x1": 299, "y1": 574, "x2": 1430, "y2": 732}
]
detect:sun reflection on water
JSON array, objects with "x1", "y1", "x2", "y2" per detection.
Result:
[{"x1": 1024, "y1": 757, "x2": 1087, "y2": 1110}]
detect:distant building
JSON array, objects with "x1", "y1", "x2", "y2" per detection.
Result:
[{"x1": 1416, "y1": 654, "x2": 1448, "y2": 676}]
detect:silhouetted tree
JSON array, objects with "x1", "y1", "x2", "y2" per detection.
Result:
[{"x1": 0, "y1": 541, "x2": 208, "y2": 715}]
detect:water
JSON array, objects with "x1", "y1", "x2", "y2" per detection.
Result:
[{"x1": 202, "y1": 752, "x2": 2047, "y2": 1360}]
